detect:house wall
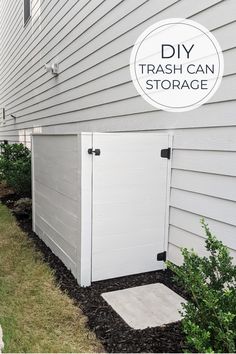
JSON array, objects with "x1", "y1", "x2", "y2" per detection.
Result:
[{"x1": 0, "y1": 0, "x2": 236, "y2": 264}]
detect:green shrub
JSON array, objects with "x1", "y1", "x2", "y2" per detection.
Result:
[
  {"x1": 0, "y1": 143, "x2": 31, "y2": 196},
  {"x1": 167, "y1": 219, "x2": 236, "y2": 353}
]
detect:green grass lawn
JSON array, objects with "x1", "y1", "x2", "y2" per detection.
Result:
[{"x1": 0, "y1": 203, "x2": 103, "y2": 353}]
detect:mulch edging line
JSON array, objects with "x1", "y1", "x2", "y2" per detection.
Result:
[{"x1": 0, "y1": 194, "x2": 188, "y2": 353}]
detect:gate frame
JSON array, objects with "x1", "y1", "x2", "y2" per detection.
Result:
[{"x1": 79, "y1": 132, "x2": 173, "y2": 287}]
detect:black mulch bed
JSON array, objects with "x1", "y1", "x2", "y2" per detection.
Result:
[{"x1": 1, "y1": 194, "x2": 189, "y2": 353}]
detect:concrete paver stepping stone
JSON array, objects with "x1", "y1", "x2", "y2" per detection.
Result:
[{"x1": 102, "y1": 283, "x2": 187, "y2": 329}]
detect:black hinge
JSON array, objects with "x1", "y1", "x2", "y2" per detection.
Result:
[
  {"x1": 157, "y1": 251, "x2": 167, "y2": 262},
  {"x1": 88, "y1": 148, "x2": 101, "y2": 156},
  {"x1": 161, "y1": 147, "x2": 171, "y2": 159}
]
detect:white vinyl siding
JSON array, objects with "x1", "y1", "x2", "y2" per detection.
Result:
[
  {"x1": 0, "y1": 0, "x2": 235, "y2": 140},
  {"x1": 169, "y1": 128, "x2": 236, "y2": 263}
]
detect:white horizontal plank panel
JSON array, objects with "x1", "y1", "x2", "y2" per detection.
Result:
[
  {"x1": 0, "y1": 0, "x2": 19, "y2": 30},
  {"x1": 8, "y1": 45, "x2": 236, "y2": 117},
  {"x1": 169, "y1": 225, "x2": 236, "y2": 262},
  {"x1": 58, "y1": 0, "x2": 224, "y2": 75},
  {"x1": 0, "y1": 0, "x2": 88, "y2": 102},
  {"x1": 2, "y1": 0, "x2": 225, "y2": 106},
  {"x1": 0, "y1": 0, "x2": 87, "y2": 83},
  {"x1": 32, "y1": 134, "x2": 94, "y2": 284},
  {"x1": 6, "y1": 42, "x2": 236, "y2": 116},
  {"x1": 171, "y1": 169, "x2": 236, "y2": 201},
  {"x1": 34, "y1": 179, "x2": 79, "y2": 214},
  {"x1": 0, "y1": 0, "x2": 23, "y2": 50},
  {"x1": 0, "y1": 0, "x2": 56, "y2": 80},
  {"x1": 0, "y1": 0, "x2": 66, "y2": 61},
  {"x1": 93, "y1": 243, "x2": 164, "y2": 281},
  {"x1": 2, "y1": 28, "x2": 235, "y2": 132},
  {"x1": 208, "y1": 74, "x2": 236, "y2": 103},
  {"x1": 32, "y1": 134, "x2": 82, "y2": 280},
  {"x1": 4, "y1": 74, "x2": 236, "y2": 129},
  {"x1": 168, "y1": 243, "x2": 183, "y2": 266},
  {"x1": 213, "y1": 18, "x2": 236, "y2": 51},
  {"x1": 33, "y1": 134, "x2": 78, "y2": 152},
  {"x1": 170, "y1": 188, "x2": 236, "y2": 227},
  {"x1": 8, "y1": 67, "x2": 130, "y2": 116},
  {"x1": 35, "y1": 212, "x2": 77, "y2": 260},
  {"x1": 5, "y1": 49, "x2": 128, "y2": 113},
  {"x1": 35, "y1": 223, "x2": 77, "y2": 277},
  {"x1": 11, "y1": 66, "x2": 134, "y2": 117},
  {"x1": 224, "y1": 48, "x2": 236, "y2": 77},
  {"x1": 34, "y1": 173, "x2": 78, "y2": 201},
  {"x1": 34, "y1": 151, "x2": 79, "y2": 180},
  {"x1": 0, "y1": 0, "x2": 41, "y2": 56},
  {"x1": 92, "y1": 133, "x2": 169, "y2": 281},
  {"x1": 172, "y1": 149, "x2": 236, "y2": 177},
  {"x1": 1, "y1": 0, "x2": 138, "y2": 99},
  {"x1": 10, "y1": 105, "x2": 236, "y2": 151},
  {"x1": 94, "y1": 229, "x2": 165, "y2": 253},
  {"x1": 168, "y1": 240, "x2": 236, "y2": 266},
  {"x1": 192, "y1": 0, "x2": 236, "y2": 31},
  {"x1": 173, "y1": 126, "x2": 236, "y2": 151},
  {"x1": 34, "y1": 187, "x2": 79, "y2": 239},
  {"x1": 33, "y1": 136, "x2": 79, "y2": 199},
  {"x1": 0, "y1": 1, "x2": 22, "y2": 55},
  {"x1": 33, "y1": 138, "x2": 78, "y2": 155},
  {"x1": 2, "y1": 100, "x2": 236, "y2": 135},
  {"x1": 0, "y1": 0, "x2": 233, "y2": 98},
  {"x1": 2, "y1": 0, "x2": 173, "y2": 105},
  {"x1": 33, "y1": 136, "x2": 79, "y2": 208},
  {"x1": 5, "y1": 85, "x2": 143, "y2": 126},
  {"x1": 0, "y1": 132, "x2": 21, "y2": 139},
  {"x1": 169, "y1": 225, "x2": 209, "y2": 255},
  {"x1": 170, "y1": 207, "x2": 236, "y2": 250},
  {"x1": 0, "y1": 0, "x2": 177, "y2": 98}
]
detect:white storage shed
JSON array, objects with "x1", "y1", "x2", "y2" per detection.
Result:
[{"x1": 32, "y1": 133, "x2": 172, "y2": 286}]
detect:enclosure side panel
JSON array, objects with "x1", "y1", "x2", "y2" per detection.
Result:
[{"x1": 33, "y1": 135, "x2": 79, "y2": 277}]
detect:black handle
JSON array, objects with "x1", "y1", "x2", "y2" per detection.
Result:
[{"x1": 88, "y1": 148, "x2": 101, "y2": 156}]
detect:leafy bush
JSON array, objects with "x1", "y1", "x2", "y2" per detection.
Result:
[
  {"x1": 0, "y1": 143, "x2": 31, "y2": 196},
  {"x1": 167, "y1": 219, "x2": 236, "y2": 353}
]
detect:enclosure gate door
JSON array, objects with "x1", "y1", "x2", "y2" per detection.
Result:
[{"x1": 91, "y1": 133, "x2": 170, "y2": 281}]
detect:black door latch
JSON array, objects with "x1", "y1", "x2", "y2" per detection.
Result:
[
  {"x1": 161, "y1": 148, "x2": 171, "y2": 159},
  {"x1": 88, "y1": 148, "x2": 101, "y2": 156}
]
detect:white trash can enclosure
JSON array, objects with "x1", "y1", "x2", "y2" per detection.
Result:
[{"x1": 32, "y1": 133, "x2": 171, "y2": 286}]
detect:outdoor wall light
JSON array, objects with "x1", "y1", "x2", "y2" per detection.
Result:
[{"x1": 44, "y1": 63, "x2": 59, "y2": 76}]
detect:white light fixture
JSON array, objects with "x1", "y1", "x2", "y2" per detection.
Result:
[{"x1": 44, "y1": 62, "x2": 59, "y2": 76}]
